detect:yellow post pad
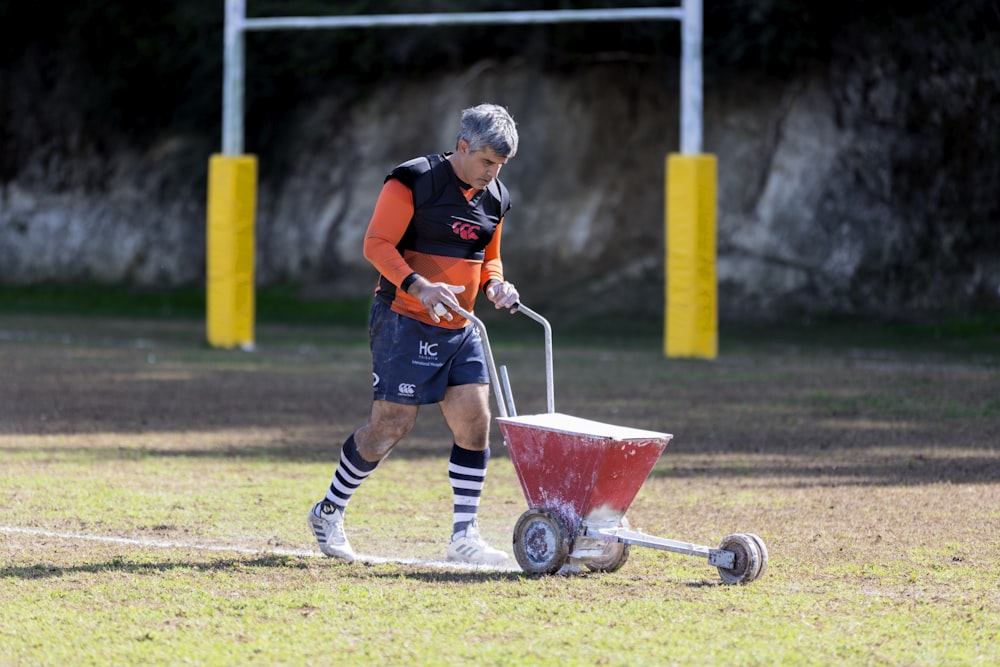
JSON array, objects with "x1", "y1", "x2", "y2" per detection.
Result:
[
  {"x1": 207, "y1": 154, "x2": 257, "y2": 349},
  {"x1": 665, "y1": 153, "x2": 717, "y2": 359}
]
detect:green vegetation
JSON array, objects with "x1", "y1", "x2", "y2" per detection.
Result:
[
  {"x1": 0, "y1": 283, "x2": 371, "y2": 326},
  {"x1": 2, "y1": 283, "x2": 997, "y2": 356},
  {"x1": 720, "y1": 311, "x2": 1000, "y2": 359}
]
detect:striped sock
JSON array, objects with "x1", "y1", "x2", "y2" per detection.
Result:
[
  {"x1": 324, "y1": 434, "x2": 379, "y2": 515},
  {"x1": 449, "y1": 444, "x2": 489, "y2": 535}
]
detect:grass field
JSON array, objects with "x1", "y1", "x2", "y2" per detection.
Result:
[{"x1": 2, "y1": 300, "x2": 999, "y2": 666}]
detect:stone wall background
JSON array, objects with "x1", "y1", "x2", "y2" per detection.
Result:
[{"x1": 2, "y1": 1, "x2": 997, "y2": 322}]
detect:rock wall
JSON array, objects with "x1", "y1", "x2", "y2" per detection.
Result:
[{"x1": 2, "y1": 50, "x2": 997, "y2": 322}]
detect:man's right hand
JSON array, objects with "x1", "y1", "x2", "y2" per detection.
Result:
[{"x1": 407, "y1": 276, "x2": 466, "y2": 323}]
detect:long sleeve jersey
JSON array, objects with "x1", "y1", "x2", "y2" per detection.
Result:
[{"x1": 362, "y1": 153, "x2": 510, "y2": 328}]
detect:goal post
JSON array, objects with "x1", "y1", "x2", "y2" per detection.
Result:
[
  {"x1": 666, "y1": 0, "x2": 717, "y2": 359},
  {"x1": 208, "y1": 1, "x2": 714, "y2": 357}
]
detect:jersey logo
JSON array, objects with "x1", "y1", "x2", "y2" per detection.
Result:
[
  {"x1": 451, "y1": 220, "x2": 481, "y2": 241},
  {"x1": 397, "y1": 383, "x2": 416, "y2": 397}
]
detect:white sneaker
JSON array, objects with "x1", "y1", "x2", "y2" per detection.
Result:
[
  {"x1": 447, "y1": 518, "x2": 509, "y2": 565},
  {"x1": 307, "y1": 501, "x2": 356, "y2": 562}
]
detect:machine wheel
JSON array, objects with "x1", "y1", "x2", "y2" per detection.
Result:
[
  {"x1": 716, "y1": 533, "x2": 763, "y2": 585},
  {"x1": 513, "y1": 508, "x2": 571, "y2": 574},
  {"x1": 585, "y1": 516, "x2": 631, "y2": 573},
  {"x1": 584, "y1": 542, "x2": 630, "y2": 573},
  {"x1": 745, "y1": 533, "x2": 769, "y2": 580}
]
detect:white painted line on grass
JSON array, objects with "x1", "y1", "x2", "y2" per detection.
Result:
[{"x1": 0, "y1": 525, "x2": 519, "y2": 572}]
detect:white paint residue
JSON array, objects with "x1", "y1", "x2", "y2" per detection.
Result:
[
  {"x1": 1, "y1": 525, "x2": 518, "y2": 572},
  {"x1": 585, "y1": 505, "x2": 625, "y2": 524},
  {"x1": 536, "y1": 493, "x2": 583, "y2": 529}
]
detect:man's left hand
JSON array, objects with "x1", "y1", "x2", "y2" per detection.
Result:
[{"x1": 486, "y1": 281, "x2": 519, "y2": 312}]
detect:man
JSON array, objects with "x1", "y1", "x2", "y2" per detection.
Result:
[{"x1": 307, "y1": 103, "x2": 521, "y2": 565}]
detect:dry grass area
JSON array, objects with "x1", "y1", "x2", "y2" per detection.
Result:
[{"x1": 1, "y1": 312, "x2": 998, "y2": 665}]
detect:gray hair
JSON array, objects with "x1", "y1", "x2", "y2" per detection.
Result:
[{"x1": 456, "y1": 103, "x2": 518, "y2": 158}]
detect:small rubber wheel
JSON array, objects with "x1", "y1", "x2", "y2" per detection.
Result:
[
  {"x1": 585, "y1": 516, "x2": 631, "y2": 573},
  {"x1": 717, "y1": 533, "x2": 763, "y2": 585},
  {"x1": 513, "y1": 508, "x2": 571, "y2": 574},
  {"x1": 745, "y1": 533, "x2": 769, "y2": 580}
]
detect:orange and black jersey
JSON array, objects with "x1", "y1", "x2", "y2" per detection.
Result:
[{"x1": 363, "y1": 153, "x2": 510, "y2": 328}]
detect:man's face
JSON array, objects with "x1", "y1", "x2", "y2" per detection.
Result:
[{"x1": 453, "y1": 140, "x2": 508, "y2": 189}]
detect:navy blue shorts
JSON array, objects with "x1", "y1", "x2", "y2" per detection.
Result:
[{"x1": 369, "y1": 299, "x2": 489, "y2": 405}]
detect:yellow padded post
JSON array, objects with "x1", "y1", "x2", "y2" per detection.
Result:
[
  {"x1": 207, "y1": 154, "x2": 257, "y2": 350},
  {"x1": 665, "y1": 153, "x2": 717, "y2": 359}
]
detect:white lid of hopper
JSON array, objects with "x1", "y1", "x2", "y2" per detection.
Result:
[{"x1": 497, "y1": 412, "x2": 671, "y2": 441}]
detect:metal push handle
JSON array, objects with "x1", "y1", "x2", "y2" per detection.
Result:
[
  {"x1": 516, "y1": 304, "x2": 555, "y2": 414},
  {"x1": 455, "y1": 304, "x2": 554, "y2": 419}
]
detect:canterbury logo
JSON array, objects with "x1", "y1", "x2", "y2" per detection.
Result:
[
  {"x1": 451, "y1": 221, "x2": 480, "y2": 241},
  {"x1": 397, "y1": 383, "x2": 416, "y2": 396}
]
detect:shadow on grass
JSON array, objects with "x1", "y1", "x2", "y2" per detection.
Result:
[
  {"x1": 365, "y1": 568, "x2": 731, "y2": 588},
  {"x1": 366, "y1": 569, "x2": 525, "y2": 584},
  {"x1": 646, "y1": 454, "x2": 1000, "y2": 485},
  {"x1": 2, "y1": 550, "x2": 739, "y2": 586},
  {"x1": 4, "y1": 439, "x2": 998, "y2": 486},
  {"x1": 0, "y1": 554, "x2": 307, "y2": 580},
  {"x1": 2, "y1": 555, "x2": 530, "y2": 583}
]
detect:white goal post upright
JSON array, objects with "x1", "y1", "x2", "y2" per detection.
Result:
[
  {"x1": 209, "y1": 1, "x2": 714, "y2": 357},
  {"x1": 669, "y1": 0, "x2": 717, "y2": 359}
]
